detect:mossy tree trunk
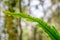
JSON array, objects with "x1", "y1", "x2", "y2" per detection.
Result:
[{"x1": 5, "y1": 0, "x2": 17, "y2": 40}]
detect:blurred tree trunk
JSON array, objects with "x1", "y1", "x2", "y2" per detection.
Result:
[
  {"x1": 0, "y1": 34, "x2": 1, "y2": 40},
  {"x1": 5, "y1": 0, "x2": 17, "y2": 40},
  {"x1": 39, "y1": 30, "x2": 43, "y2": 40},
  {"x1": 18, "y1": 0, "x2": 23, "y2": 40},
  {"x1": 34, "y1": 27, "x2": 37, "y2": 40}
]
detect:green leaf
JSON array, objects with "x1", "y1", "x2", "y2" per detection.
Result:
[{"x1": 4, "y1": 11, "x2": 60, "y2": 40}]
